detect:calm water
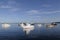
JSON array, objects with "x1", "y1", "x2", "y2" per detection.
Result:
[{"x1": 0, "y1": 24, "x2": 60, "y2": 40}]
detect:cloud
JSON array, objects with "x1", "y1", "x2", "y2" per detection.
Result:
[
  {"x1": 7, "y1": 0, "x2": 20, "y2": 7},
  {"x1": 10, "y1": 8, "x2": 20, "y2": 12},
  {"x1": 41, "y1": 10, "x2": 60, "y2": 14},
  {"x1": 0, "y1": 0, "x2": 20, "y2": 8},
  {"x1": 26, "y1": 10, "x2": 60, "y2": 15},
  {"x1": 41, "y1": 4, "x2": 52, "y2": 7},
  {"x1": 0, "y1": 5, "x2": 20, "y2": 12},
  {"x1": 0, "y1": 5, "x2": 12, "y2": 8},
  {"x1": 0, "y1": 0, "x2": 20, "y2": 12},
  {"x1": 26, "y1": 10, "x2": 40, "y2": 15},
  {"x1": 26, "y1": 10, "x2": 39, "y2": 14}
]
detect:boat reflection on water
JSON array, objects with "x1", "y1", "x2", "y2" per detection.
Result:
[
  {"x1": 2, "y1": 23, "x2": 10, "y2": 29},
  {"x1": 20, "y1": 23, "x2": 34, "y2": 35},
  {"x1": 23, "y1": 27, "x2": 34, "y2": 35}
]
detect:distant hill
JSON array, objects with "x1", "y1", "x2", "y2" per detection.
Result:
[{"x1": 52, "y1": 22, "x2": 60, "y2": 24}]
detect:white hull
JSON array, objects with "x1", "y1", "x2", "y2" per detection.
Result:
[
  {"x1": 2, "y1": 24, "x2": 10, "y2": 29},
  {"x1": 20, "y1": 23, "x2": 34, "y2": 35}
]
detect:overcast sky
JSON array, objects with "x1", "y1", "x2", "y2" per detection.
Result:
[{"x1": 0, "y1": 0, "x2": 60, "y2": 23}]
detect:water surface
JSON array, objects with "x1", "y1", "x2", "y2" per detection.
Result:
[{"x1": 0, "y1": 24, "x2": 60, "y2": 40}]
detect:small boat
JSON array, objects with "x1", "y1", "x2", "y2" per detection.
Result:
[
  {"x1": 38, "y1": 24, "x2": 42, "y2": 27},
  {"x1": 20, "y1": 23, "x2": 34, "y2": 29},
  {"x1": 20, "y1": 23, "x2": 34, "y2": 35},
  {"x1": 46, "y1": 24, "x2": 56, "y2": 28},
  {"x1": 51, "y1": 23, "x2": 57, "y2": 25},
  {"x1": 2, "y1": 23, "x2": 10, "y2": 29}
]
